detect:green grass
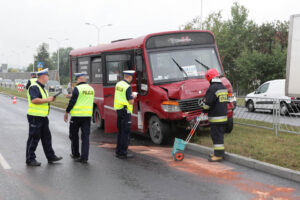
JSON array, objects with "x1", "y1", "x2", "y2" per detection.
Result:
[
  {"x1": 192, "y1": 124, "x2": 300, "y2": 171},
  {"x1": 0, "y1": 86, "x2": 68, "y2": 109}
]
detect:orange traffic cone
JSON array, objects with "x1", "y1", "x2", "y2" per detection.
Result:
[{"x1": 13, "y1": 96, "x2": 17, "y2": 104}]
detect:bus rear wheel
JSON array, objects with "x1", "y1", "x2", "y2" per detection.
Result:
[
  {"x1": 149, "y1": 115, "x2": 170, "y2": 145},
  {"x1": 93, "y1": 107, "x2": 104, "y2": 129}
]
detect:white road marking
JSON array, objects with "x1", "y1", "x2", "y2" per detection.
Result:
[{"x1": 0, "y1": 153, "x2": 11, "y2": 170}]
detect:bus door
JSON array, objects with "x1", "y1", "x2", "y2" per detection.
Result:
[
  {"x1": 103, "y1": 52, "x2": 136, "y2": 133},
  {"x1": 135, "y1": 53, "x2": 149, "y2": 133}
]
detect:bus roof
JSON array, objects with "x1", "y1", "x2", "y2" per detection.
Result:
[{"x1": 69, "y1": 30, "x2": 214, "y2": 57}]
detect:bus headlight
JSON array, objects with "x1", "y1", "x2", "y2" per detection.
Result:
[{"x1": 161, "y1": 101, "x2": 181, "y2": 112}]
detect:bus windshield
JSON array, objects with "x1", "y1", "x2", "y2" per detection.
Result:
[{"x1": 149, "y1": 47, "x2": 223, "y2": 84}]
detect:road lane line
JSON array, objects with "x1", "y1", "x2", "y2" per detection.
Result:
[{"x1": 0, "y1": 153, "x2": 11, "y2": 170}]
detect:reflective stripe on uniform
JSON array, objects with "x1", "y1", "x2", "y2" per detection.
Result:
[
  {"x1": 214, "y1": 144, "x2": 224, "y2": 150},
  {"x1": 208, "y1": 116, "x2": 228, "y2": 123},
  {"x1": 215, "y1": 89, "x2": 228, "y2": 97}
]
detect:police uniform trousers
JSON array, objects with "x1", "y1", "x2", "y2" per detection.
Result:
[
  {"x1": 210, "y1": 123, "x2": 225, "y2": 157},
  {"x1": 26, "y1": 115, "x2": 55, "y2": 162},
  {"x1": 116, "y1": 108, "x2": 131, "y2": 156},
  {"x1": 69, "y1": 117, "x2": 91, "y2": 160}
]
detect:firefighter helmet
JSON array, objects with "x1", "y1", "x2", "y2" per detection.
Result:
[{"x1": 205, "y1": 68, "x2": 220, "y2": 81}]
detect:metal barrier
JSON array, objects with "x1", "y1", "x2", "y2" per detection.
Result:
[{"x1": 234, "y1": 97, "x2": 300, "y2": 135}]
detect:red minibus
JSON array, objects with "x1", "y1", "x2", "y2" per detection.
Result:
[{"x1": 69, "y1": 30, "x2": 235, "y2": 144}]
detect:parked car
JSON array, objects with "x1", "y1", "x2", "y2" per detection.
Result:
[
  {"x1": 245, "y1": 79, "x2": 300, "y2": 115},
  {"x1": 3, "y1": 79, "x2": 13, "y2": 88},
  {"x1": 46, "y1": 80, "x2": 62, "y2": 93}
]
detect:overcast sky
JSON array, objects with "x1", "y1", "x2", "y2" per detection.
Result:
[{"x1": 0, "y1": 0, "x2": 300, "y2": 68}]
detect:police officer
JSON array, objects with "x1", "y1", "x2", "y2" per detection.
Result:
[
  {"x1": 64, "y1": 72, "x2": 95, "y2": 164},
  {"x1": 114, "y1": 70, "x2": 137, "y2": 159},
  {"x1": 202, "y1": 68, "x2": 228, "y2": 162},
  {"x1": 26, "y1": 68, "x2": 63, "y2": 166},
  {"x1": 26, "y1": 72, "x2": 37, "y2": 90}
]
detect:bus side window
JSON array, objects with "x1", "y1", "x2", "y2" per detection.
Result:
[
  {"x1": 71, "y1": 58, "x2": 77, "y2": 82},
  {"x1": 78, "y1": 57, "x2": 91, "y2": 83},
  {"x1": 105, "y1": 54, "x2": 132, "y2": 85},
  {"x1": 91, "y1": 57, "x2": 102, "y2": 83}
]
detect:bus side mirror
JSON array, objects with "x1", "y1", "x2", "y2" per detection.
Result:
[{"x1": 135, "y1": 56, "x2": 143, "y2": 72}]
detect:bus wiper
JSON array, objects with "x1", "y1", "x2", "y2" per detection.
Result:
[
  {"x1": 194, "y1": 59, "x2": 210, "y2": 70},
  {"x1": 171, "y1": 58, "x2": 188, "y2": 79}
]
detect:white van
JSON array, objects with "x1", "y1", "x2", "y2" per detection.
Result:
[{"x1": 245, "y1": 79, "x2": 300, "y2": 115}]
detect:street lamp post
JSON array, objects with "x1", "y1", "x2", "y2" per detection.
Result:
[
  {"x1": 48, "y1": 38, "x2": 68, "y2": 82},
  {"x1": 85, "y1": 23, "x2": 112, "y2": 45}
]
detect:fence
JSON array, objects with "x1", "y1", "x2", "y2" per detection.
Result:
[{"x1": 234, "y1": 97, "x2": 300, "y2": 135}]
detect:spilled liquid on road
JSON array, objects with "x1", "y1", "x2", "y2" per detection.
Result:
[{"x1": 99, "y1": 143, "x2": 300, "y2": 200}]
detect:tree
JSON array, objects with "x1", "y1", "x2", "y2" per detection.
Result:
[
  {"x1": 27, "y1": 43, "x2": 54, "y2": 72},
  {"x1": 180, "y1": 2, "x2": 289, "y2": 95},
  {"x1": 51, "y1": 47, "x2": 73, "y2": 84},
  {"x1": 8, "y1": 68, "x2": 19, "y2": 72}
]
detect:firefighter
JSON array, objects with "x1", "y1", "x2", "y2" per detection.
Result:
[
  {"x1": 114, "y1": 70, "x2": 137, "y2": 159},
  {"x1": 26, "y1": 68, "x2": 63, "y2": 166},
  {"x1": 202, "y1": 68, "x2": 228, "y2": 162},
  {"x1": 64, "y1": 72, "x2": 95, "y2": 164},
  {"x1": 26, "y1": 72, "x2": 37, "y2": 90}
]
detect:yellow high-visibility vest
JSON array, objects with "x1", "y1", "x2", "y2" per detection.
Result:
[
  {"x1": 70, "y1": 84, "x2": 95, "y2": 117},
  {"x1": 114, "y1": 80, "x2": 133, "y2": 113},
  {"x1": 27, "y1": 82, "x2": 49, "y2": 117},
  {"x1": 30, "y1": 78, "x2": 37, "y2": 85}
]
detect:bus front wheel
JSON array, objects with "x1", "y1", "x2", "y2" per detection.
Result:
[
  {"x1": 149, "y1": 116, "x2": 170, "y2": 145},
  {"x1": 93, "y1": 107, "x2": 104, "y2": 129}
]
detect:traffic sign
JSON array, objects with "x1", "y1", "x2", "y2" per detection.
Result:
[{"x1": 37, "y1": 62, "x2": 44, "y2": 72}]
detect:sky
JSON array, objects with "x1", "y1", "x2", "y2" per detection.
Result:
[{"x1": 0, "y1": 0, "x2": 300, "y2": 69}]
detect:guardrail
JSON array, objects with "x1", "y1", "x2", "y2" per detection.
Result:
[{"x1": 234, "y1": 97, "x2": 300, "y2": 135}]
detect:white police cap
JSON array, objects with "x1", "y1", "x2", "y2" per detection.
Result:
[
  {"x1": 123, "y1": 70, "x2": 135, "y2": 76},
  {"x1": 37, "y1": 68, "x2": 49, "y2": 76},
  {"x1": 74, "y1": 72, "x2": 87, "y2": 78}
]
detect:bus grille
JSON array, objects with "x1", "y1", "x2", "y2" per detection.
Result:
[{"x1": 178, "y1": 98, "x2": 203, "y2": 112}]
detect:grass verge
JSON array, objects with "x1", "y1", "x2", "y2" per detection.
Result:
[
  {"x1": 0, "y1": 86, "x2": 68, "y2": 109},
  {"x1": 192, "y1": 124, "x2": 300, "y2": 171}
]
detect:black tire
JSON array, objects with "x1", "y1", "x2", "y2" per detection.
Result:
[
  {"x1": 246, "y1": 100, "x2": 255, "y2": 112},
  {"x1": 225, "y1": 117, "x2": 233, "y2": 134},
  {"x1": 149, "y1": 115, "x2": 170, "y2": 145},
  {"x1": 280, "y1": 102, "x2": 289, "y2": 116},
  {"x1": 93, "y1": 107, "x2": 104, "y2": 129}
]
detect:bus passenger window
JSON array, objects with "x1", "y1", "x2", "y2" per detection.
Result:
[
  {"x1": 105, "y1": 54, "x2": 132, "y2": 85},
  {"x1": 78, "y1": 57, "x2": 91, "y2": 83},
  {"x1": 91, "y1": 58, "x2": 102, "y2": 83}
]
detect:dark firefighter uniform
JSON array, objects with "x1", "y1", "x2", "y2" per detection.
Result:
[
  {"x1": 114, "y1": 70, "x2": 135, "y2": 158},
  {"x1": 66, "y1": 77, "x2": 94, "y2": 163},
  {"x1": 203, "y1": 76, "x2": 228, "y2": 162},
  {"x1": 26, "y1": 69, "x2": 62, "y2": 166}
]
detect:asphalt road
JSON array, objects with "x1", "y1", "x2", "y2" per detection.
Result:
[
  {"x1": 234, "y1": 106, "x2": 300, "y2": 127},
  {"x1": 0, "y1": 93, "x2": 300, "y2": 200}
]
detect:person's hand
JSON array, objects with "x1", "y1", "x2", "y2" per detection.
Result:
[
  {"x1": 65, "y1": 94, "x2": 72, "y2": 98},
  {"x1": 47, "y1": 96, "x2": 55, "y2": 102},
  {"x1": 64, "y1": 112, "x2": 69, "y2": 123},
  {"x1": 132, "y1": 92, "x2": 138, "y2": 99}
]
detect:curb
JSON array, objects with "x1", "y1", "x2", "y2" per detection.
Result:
[{"x1": 186, "y1": 143, "x2": 300, "y2": 183}]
